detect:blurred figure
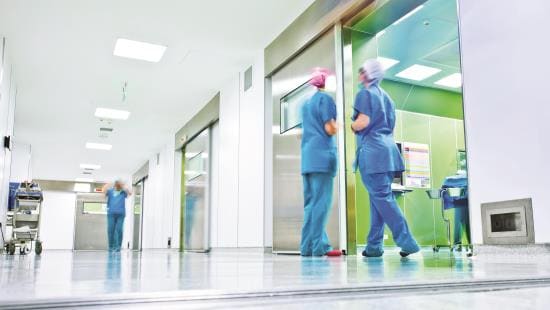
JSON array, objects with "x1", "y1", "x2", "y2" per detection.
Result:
[
  {"x1": 102, "y1": 179, "x2": 132, "y2": 252},
  {"x1": 300, "y1": 68, "x2": 341, "y2": 257},
  {"x1": 351, "y1": 59, "x2": 419, "y2": 258}
]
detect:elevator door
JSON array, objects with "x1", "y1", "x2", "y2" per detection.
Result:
[
  {"x1": 132, "y1": 180, "x2": 144, "y2": 250},
  {"x1": 182, "y1": 128, "x2": 210, "y2": 252},
  {"x1": 74, "y1": 193, "x2": 108, "y2": 250},
  {"x1": 272, "y1": 30, "x2": 341, "y2": 253}
]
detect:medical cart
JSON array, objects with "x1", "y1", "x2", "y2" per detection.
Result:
[{"x1": 5, "y1": 182, "x2": 43, "y2": 255}]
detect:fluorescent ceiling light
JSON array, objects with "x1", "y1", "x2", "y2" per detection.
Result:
[
  {"x1": 377, "y1": 57, "x2": 400, "y2": 70},
  {"x1": 375, "y1": 30, "x2": 386, "y2": 38},
  {"x1": 80, "y1": 163, "x2": 101, "y2": 170},
  {"x1": 396, "y1": 64, "x2": 441, "y2": 81},
  {"x1": 113, "y1": 38, "x2": 167, "y2": 62},
  {"x1": 86, "y1": 142, "x2": 112, "y2": 151},
  {"x1": 94, "y1": 108, "x2": 130, "y2": 120},
  {"x1": 75, "y1": 178, "x2": 94, "y2": 183},
  {"x1": 73, "y1": 183, "x2": 91, "y2": 193},
  {"x1": 435, "y1": 73, "x2": 462, "y2": 88},
  {"x1": 393, "y1": 5, "x2": 424, "y2": 25}
]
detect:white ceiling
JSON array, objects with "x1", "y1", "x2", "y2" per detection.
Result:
[{"x1": 0, "y1": 0, "x2": 314, "y2": 182}]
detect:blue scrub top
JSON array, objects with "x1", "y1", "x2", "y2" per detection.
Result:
[
  {"x1": 352, "y1": 85, "x2": 404, "y2": 174},
  {"x1": 442, "y1": 174, "x2": 468, "y2": 210},
  {"x1": 106, "y1": 188, "x2": 128, "y2": 215},
  {"x1": 301, "y1": 90, "x2": 338, "y2": 176}
]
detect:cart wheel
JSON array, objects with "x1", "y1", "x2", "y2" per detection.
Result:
[
  {"x1": 19, "y1": 246, "x2": 26, "y2": 255},
  {"x1": 35, "y1": 241, "x2": 43, "y2": 255},
  {"x1": 8, "y1": 243, "x2": 16, "y2": 255}
]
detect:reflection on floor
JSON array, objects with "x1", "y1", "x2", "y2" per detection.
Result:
[{"x1": 1, "y1": 248, "x2": 549, "y2": 308}]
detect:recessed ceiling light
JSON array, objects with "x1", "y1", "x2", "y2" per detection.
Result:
[
  {"x1": 86, "y1": 142, "x2": 112, "y2": 150},
  {"x1": 393, "y1": 5, "x2": 424, "y2": 25},
  {"x1": 94, "y1": 108, "x2": 130, "y2": 120},
  {"x1": 377, "y1": 57, "x2": 400, "y2": 70},
  {"x1": 396, "y1": 64, "x2": 441, "y2": 81},
  {"x1": 113, "y1": 38, "x2": 167, "y2": 62},
  {"x1": 80, "y1": 163, "x2": 101, "y2": 170},
  {"x1": 435, "y1": 73, "x2": 462, "y2": 88},
  {"x1": 75, "y1": 178, "x2": 94, "y2": 183},
  {"x1": 73, "y1": 183, "x2": 91, "y2": 193}
]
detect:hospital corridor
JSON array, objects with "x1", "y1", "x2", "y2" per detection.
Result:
[{"x1": 1, "y1": 0, "x2": 550, "y2": 309}]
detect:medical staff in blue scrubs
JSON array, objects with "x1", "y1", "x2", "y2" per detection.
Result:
[
  {"x1": 351, "y1": 59, "x2": 420, "y2": 258},
  {"x1": 103, "y1": 180, "x2": 132, "y2": 252},
  {"x1": 300, "y1": 68, "x2": 341, "y2": 257}
]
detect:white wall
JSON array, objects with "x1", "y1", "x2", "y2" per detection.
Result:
[
  {"x1": 0, "y1": 36, "x2": 16, "y2": 249},
  {"x1": 141, "y1": 140, "x2": 176, "y2": 249},
  {"x1": 217, "y1": 76, "x2": 240, "y2": 247},
  {"x1": 459, "y1": 0, "x2": 550, "y2": 243},
  {"x1": 40, "y1": 191, "x2": 76, "y2": 250},
  {"x1": 9, "y1": 142, "x2": 32, "y2": 182},
  {"x1": 237, "y1": 53, "x2": 265, "y2": 247},
  {"x1": 215, "y1": 52, "x2": 265, "y2": 248}
]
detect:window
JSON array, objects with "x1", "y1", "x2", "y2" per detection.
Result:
[
  {"x1": 83, "y1": 202, "x2": 107, "y2": 214},
  {"x1": 280, "y1": 81, "x2": 315, "y2": 134}
]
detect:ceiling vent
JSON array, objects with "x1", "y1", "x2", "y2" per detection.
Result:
[{"x1": 99, "y1": 127, "x2": 113, "y2": 138}]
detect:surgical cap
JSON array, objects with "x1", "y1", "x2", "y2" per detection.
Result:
[
  {"x1": 362, "y1": 59, "x2": 385, "y2": 85},
  {"x1": 309, "y1": 68, "x2": 330, "y2": 88}
]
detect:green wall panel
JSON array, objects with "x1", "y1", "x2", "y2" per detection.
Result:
[
  {"x1": 400, "y1": 112, "x2": 433, "y2": 246},
  {"x1": 430, "y1": 117, "x2": 459, "y2": 246},
  {"x1": 354, "y1": 111, "x2": 467, "y2": 247}
]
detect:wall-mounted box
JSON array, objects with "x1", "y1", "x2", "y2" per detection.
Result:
[{"x1": 481, "y1": 198, "x2": 534, "y2": 245}]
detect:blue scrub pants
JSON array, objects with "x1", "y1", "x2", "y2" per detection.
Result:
[
  {"x1": 301, "y1": 173, "x2": 334, "y2": 256},
  {"x1": 107, "y1": 213, "x2": 125, "y2": 252},
  {"x1": 361, "y1": 172, "x2": 419, "y2": 256},
  {"x1": 453, "y1": 206, "x2": 471, "y2": 245}
]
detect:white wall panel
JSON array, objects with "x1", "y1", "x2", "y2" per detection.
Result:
[
  {"x1": 459, "y1": 0, "x2": 550, "y2": 243},
  {"x1": 217, "y1": 76, "x2": 240, "y2": 247},
  {"x1": 237, "y1": 53, "x2": 265, "y2": 247}
]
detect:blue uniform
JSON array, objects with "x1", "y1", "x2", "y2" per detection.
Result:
[
  {"x1": 106, "y1": 189, "x2": 127, "y2": 251},
  {"x1": 442, "y1": 175, "x2": 470, "y2": 245},
  {"x1": 300, "y1": 90, "x2": 337, "y2": 256},
  {"x1": 353, "y1": 85, "x2": 419, "y2": 256}
]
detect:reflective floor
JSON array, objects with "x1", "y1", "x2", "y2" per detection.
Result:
[{"x1": 1, "y1": 248, "x2": 550, "y2": 308}]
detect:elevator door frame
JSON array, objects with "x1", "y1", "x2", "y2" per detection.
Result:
[
  {"x1": 180, "y1": 126, "x2": 212, "y2": 253},
  {"x1": 270, "y1": 28, "x2": 344, "y2": 254},
  {"x1": 132, "y1": 178, "x2": 146, "y2": 251}
]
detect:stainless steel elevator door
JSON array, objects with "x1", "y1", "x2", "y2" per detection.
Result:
[
  {"x1": 272, "y1": 30, "x2": 340, "y2": 253},
  {"x1": 132, "y1": 181, "x2": 144, "y2": 250},
  {"x1": 74, "y1": 193, "x2": 108, "y2": 250},
  {"x1": 183, "y1": 129, "x2": 210, "y2": 252}
]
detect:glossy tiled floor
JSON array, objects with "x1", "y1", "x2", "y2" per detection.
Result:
[{"x1": 1, "y1": 248, "x2": 550, "y2": 308}]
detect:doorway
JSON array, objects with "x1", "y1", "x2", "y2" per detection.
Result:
[
  {"x1": 180, "y1": 126, "x2": 213, "y2": 252},
  {"x1": 343, "y1": 0, "x2": 470, "y2": 253},
  {"x1": 73, "y1": 193, "x2": 108, "y2": 250}
]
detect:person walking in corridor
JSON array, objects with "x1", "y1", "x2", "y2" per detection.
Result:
[
  {"x1": 351, "y1": 59, "x2": 420, "y2": 258},
  {"x1": 102, "y1": 179, "x2": 131, "y2": 252}
]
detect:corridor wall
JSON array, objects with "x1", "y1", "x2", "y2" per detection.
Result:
[{"x1": 458, "y1": 0, "x2": 550, "y2": 243}]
